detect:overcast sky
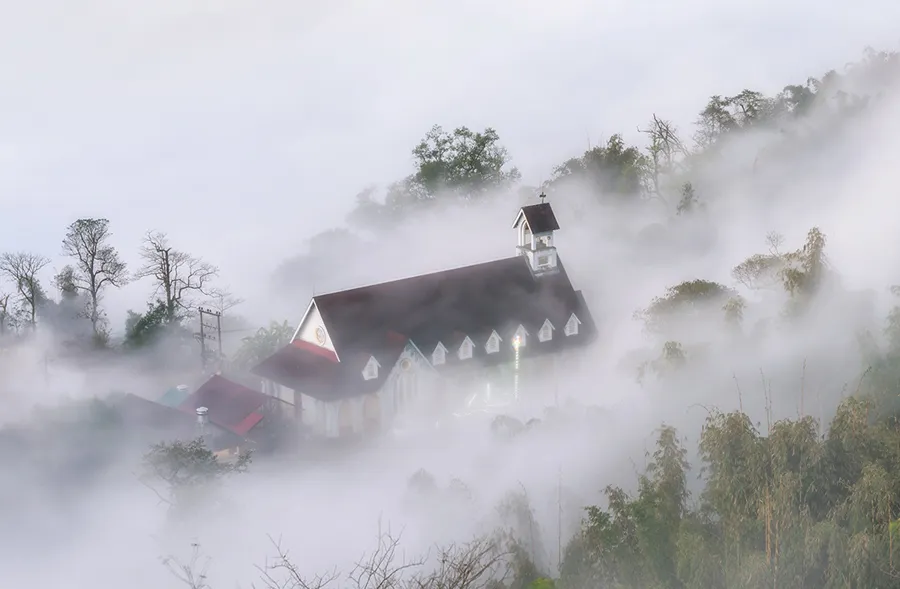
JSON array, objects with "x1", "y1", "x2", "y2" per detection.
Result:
[{"x1": 1, "y1": 0, "x2": 898, "y2": 326}]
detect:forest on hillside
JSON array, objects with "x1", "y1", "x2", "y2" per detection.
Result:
[{"x1": 2, "y1": 46, "x2": 900, "y2": 589}]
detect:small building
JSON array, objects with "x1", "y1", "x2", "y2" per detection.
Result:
[
  {"x1": 177, "y1": 374, "x2": 295, "y2": 452},
  {"x1": 252, "y1": 199, "x2": 597, "y2": 439},
  {"x1": 114, "y1": 393, "x2": 244, "y2": 454}
]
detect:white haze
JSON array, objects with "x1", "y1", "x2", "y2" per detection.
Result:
[{"x1": 2, "y1": 2, "x2": 900, "y2": 588}]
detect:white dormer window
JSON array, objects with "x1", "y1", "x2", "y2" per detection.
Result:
[
  {"x1": 485, "y1": 330, "x2": 501, "y2": 354},
  {"x1": 458, "y1": 336, "x2": 474, "y2": 360},
  {"x1": 513, "y1": 324, "x2": 528, "y2": 348},
  {"x1": 362, "y1": 356, "x2": 380, "y2": 380},
  {"x1": 432, "y1": 343, "x2": 447, "y2": 366},
  {"x1": 565, "y1": 313, "x2": 581, "y2": 336},
  {"x1": 538, "y1": 319, "x2": 555, "y2": 342}
]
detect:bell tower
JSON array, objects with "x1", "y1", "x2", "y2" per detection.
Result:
[{"x1": 511, "y1": 192, "x2": 560, "y2": 276}]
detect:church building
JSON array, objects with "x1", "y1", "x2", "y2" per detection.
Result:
[{"x1": 252, "y1": 199, "x2": 596, "y2": 438}]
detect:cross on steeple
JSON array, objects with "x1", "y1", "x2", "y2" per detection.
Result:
[{"x1": 539, "y1": 191, "x2": 547, "y2": 204}]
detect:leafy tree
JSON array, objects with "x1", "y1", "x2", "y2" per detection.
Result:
[
  {"x1": 140, "y1": 438, "x2": 251, "y2": 519},
  {"x1": 732, "y1": 231, "x2": 788, "y2": 291},
  {"x1": 780, "y1": 227, "x2": 828, "y2": 306},
  {"x1": 546, "y1": 134, "x2": 647, "y2": 201},
  {"x1": 231, "y1": 320, "x2": 294, "y2": 372},
  {"x1": 347, "y1": 125, "x2": 520, "y2": 229},
  {"x1": 572, "y1": 426, "x2": 690, "y2": 589},
  {"x1": 637, "y1": 280, "x2": 737, "y2": 335},
  {"x1": 694, "y1": 90, "x2": 776, "y2": 148},
  {"x1": 722, "y1": 296, "x2": 746, "y2": 330},
  {"x1": 411, "y1": 125, "x2": 521, "y2": 198},
  {"x1": 674, "y1": 183, "x2": 701, "y2": 216},
  {"x1": 59, "y1": 218, "x2": 128, "y2": 343},
  {"x1": 636, "y1": 341, "x2": 689, "y2": 385},
  {"x1": 123, "y1": 300, "x2": 176, "y2": 349},
  {"x1": 732, "y1": 227, "x2": 829, "y2": 313}
]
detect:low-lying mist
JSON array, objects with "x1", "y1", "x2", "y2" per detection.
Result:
[{"x1": 2, "y1": 41, "x2": 900, "y2": 589}]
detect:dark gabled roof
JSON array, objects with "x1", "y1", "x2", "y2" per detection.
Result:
[
  {"x1": 252, "y1": 254, "x2": 596, "y2": 402},
  {"x1": 251, "y1": 334, "x2": 409, "y2": 402},
  {"x1": 177, "y1": 375, "x2": 279, "y2": 436},
  {"x1": 513, "y1": 203, "x2": 560, "y2": 233},
  {"x1": 315, "y1": 255, "x2": 587, "y2": 355},
  {"x1": 114, "y1": 393, "x2": 243, "y2": 452},
  {"x1": 428, "y1": 289, "x2": 595, "y2": 372}
]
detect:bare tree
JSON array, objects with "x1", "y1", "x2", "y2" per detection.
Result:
[
  {"x1": 0, "y1": 252, "x2": 50, "y2": 330},
  {"x1": 0, "y1": 292, "x2": 10, "y2": 337},
  {"x1": 134, "y1": 231, "x2": 219, "y2": 323},
  {"x1": 162, "y1": 543, "x2": 211, "y2": 589},
  {"x1": 731, "y1": 231, "x2": 787, "y2": 290},
  {"x1": 638, "y1": 114, "x2": 690, "y2": 203},
  {"x1": 409, "y1": 537, "x2": 508, "y2": 589},
  {"x1": 60, "y1": 218, "x2": 128, "y2": 340},
  {"x1": 206, "y1": 288, "x2": 244, "y2": 315},
  {"x1": 348, "y1": 530, "x2": 425, "y2": 589},
  {"x1": 164, "y1": 531, "x2": 506, "y2": 589},
  {"x1": 256, "y1": 535, "x2": 340, "y2": 589}
]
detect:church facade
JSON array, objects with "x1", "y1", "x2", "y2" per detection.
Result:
[{"x1": 252, "y1": 201, "x2": 597, "y2": 438}]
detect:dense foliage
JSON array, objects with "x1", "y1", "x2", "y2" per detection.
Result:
[{"x1": 553, "y1": 307, "x2": 900, "y2": 589}]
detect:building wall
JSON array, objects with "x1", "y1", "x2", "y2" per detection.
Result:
[
  {"x1": 297, "y1": 391, "x2": 367, "y2": 438},
  {"x1": 285, "y1": 344, "x2": 575, "y2": 439},
  {"x1": 380, "y1": 342, "x2": 440, "y2": 427}
]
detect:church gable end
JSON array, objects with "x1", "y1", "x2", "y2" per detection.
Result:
[
  {"x1": 293, "y1": 299, "x2": 337, "y2": 356},
  {"x1": 386, "y1": 341, "x2": 434, "y2": 381}
]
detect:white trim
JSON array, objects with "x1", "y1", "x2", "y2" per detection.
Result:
[
  {"x1": 362, "y1": 356, "x2": 380, "y2": 380},
  {"x1": 458, "y1": 336, "x2": 474, "y2": 360},
  {"x1": 511, "y1": 209, "x2": 529, "y2": 229},
  {"x1": 291, "y1": 297, "x2": 342, "y2": 362},
  {"x1": 432, "y1": 342, "x2": 448, "y2": 366},
  {"x1": 538, "y1": 319, "x2": 555, "y2": 342},
  {"x1": 485, "y1": 330, "x2": 502, "y2": 354},
  {"x1": 291, "y1": 298, "x2": 317, "y2": 342},
  {"x1": 564, "y1": 313, "x2": 582, "y2": 336},
  {"x1": 404, "y1": 340, "x2": 440, "y2": 375}
]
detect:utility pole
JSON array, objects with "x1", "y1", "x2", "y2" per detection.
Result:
[{"x1": 197, "y1": 306, "x2": 222, "y2": 373}]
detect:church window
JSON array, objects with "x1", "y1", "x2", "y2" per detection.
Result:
[
  {"x1": 485, "y1": 331, "x2": 500, "y2": 354},
  {"x1": 432, "y1": 344, "x2": 446, "y2": 366},
  {"x1": 459, "y1": 337, "x2": 473, "y2": 360},
  {"x1": 565, "y1": 314, "x2": 581, "y2": 336},
  {"x1": 362, "y1": 356, "x2": 379, "y2": 380},
  {"x1": 539, "y1": 319, "x2": 554, "y2": 342}
]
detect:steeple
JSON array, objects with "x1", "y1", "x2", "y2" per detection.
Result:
[{"x1": 511, "y1": 193, "x2": 560, "y2": 275}]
